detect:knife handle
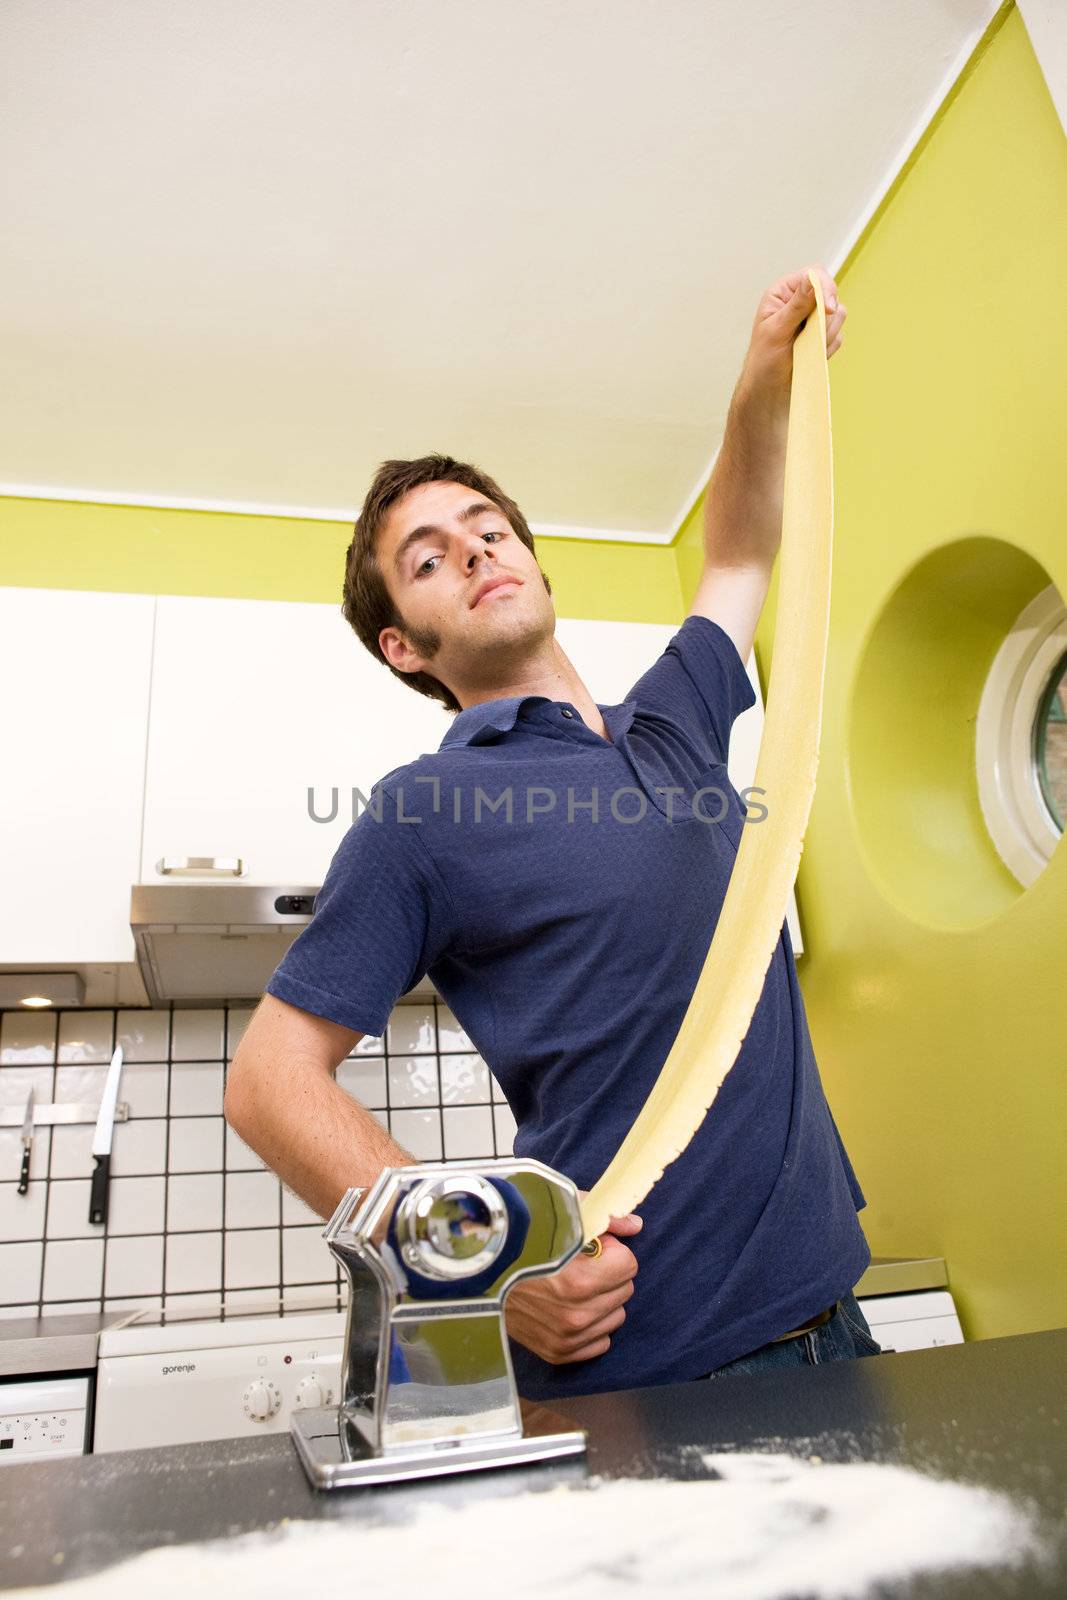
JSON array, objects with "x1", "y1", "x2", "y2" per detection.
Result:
[
  {"x1": 89, "y1": 1153, "x2": 111, "y2": 1226},
  {"x1": 17, "y1": 1147, "x2": 30, "y2": 1195}
]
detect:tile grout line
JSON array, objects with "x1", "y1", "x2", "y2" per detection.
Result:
[{"x1": 159, "y1": 1004, "x2": 173, "y2": 1309}]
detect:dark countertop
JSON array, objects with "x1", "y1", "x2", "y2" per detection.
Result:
[{"x1": 2, "y1": 1328, "x2": 1064, "y2": 1596}]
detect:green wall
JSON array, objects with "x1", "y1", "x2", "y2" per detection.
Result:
[
  {"x1": 0, "y1": 495, "x2": 683, "y2": 624},
  {"x1": 3, "y1": 1, "x2": 1063, "y2": 1341},
  {"x1": 679, "y1": 3, "x2": 1067, "y2": 1342}
]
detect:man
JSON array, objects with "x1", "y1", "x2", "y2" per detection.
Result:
[{"x1": 225, "y1": 264, "x2": 880, "y2": 1397}]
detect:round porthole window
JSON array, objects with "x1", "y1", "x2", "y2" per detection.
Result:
[
  {"x1": 1035, "y1": 648, "x2": 1067, "y2": 834},
  {"x1": 976, "y1": 585, "x2": 1067, "y2": 887}
]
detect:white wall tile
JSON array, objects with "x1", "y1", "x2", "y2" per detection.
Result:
[
  {"x1": 223, "y1": 1288, "x2": 280, "y2": 1313},
  {"x1": 225, "y1": 1124, "x2": 265, "y2": 1172},
  {"x1": 116, "y1": 1009, "x2": 171, "y2": 1062},
  {"x1": 282, "y1": 1226, "x2": 333, "y2": 1285},
  {"x1": 281, "y1": 1187, "x2": 321, "y2": 1226},
  {"x1": 42, "y1": 1238, "x2": 103, "y2": 1302},
  {"x1": 120, "y1": 1062, "x2": 169, "y2": 1119},
  {"x1": 442, "y1": 1105, "x2": 495, "y2": 1160},
  {"x1": 224, "y1": 1228, "x2": 279, "y2": 1291},
  {"x1": 57, "y1": 1011, "x2": 113, "y2": 1064},
  {"x1": 0, "y1": 1180, "x2": 47, "y2": 1242},
  {"x1": 110, "y1": 1119, "x2": 168, "y2": 1177},
  {"x1": 168, "y1": 1117, "x2": 224, "y2": 1174},
  {"x1": 0, "y1": 1124, "x2": 49, "y2": 1186},
  {"x1": 46, "y1": 1178, "x2": 95, "y2": 1240},
  {"x1": 493, "y1": 1103, "x2": 517, "y2": 1154},
  {"x1": 388, "y1": 1055, "x2": 440, "y2": 1108},
  {"x1": 0, "y1": 1011, "x2": 57, "y2": 1064},
  {"x1": 387, "y1": 1004, "x2": 436, "y2": 1055},
  {"x1": 167, "y1": 1173, "x2": 223, "y2": 1233},
  {"x1": 491, "y1": 1074, "x2": 508, "y2": 1105},
  {"x1": 55, "y1": 1064, "x2": 106, "y2": 1106},
  {"x1": 225, "y1": 1171, "x2": 280, "y2": 1230},
  {"x1": 436, "y1": 1005, "x2": 474, "y2": 1052},
  {"x1": 49, "y1": 1123, "x2": 95, "y2": 1180},
  {"x1": 105, "y1": 1235, "x2": 164, "y2": 1298},
  {"x1": 440, "y1": 1053, "x2": 491, "y2": 1105},
  {"x1": 108, "y1": 1176, "x2": 166, "y2": 1236},
  {"x1": 389, "y1": 1109, "x2": 443, "y2": 1161},
  {"x1": 104, "y1": 1297, "x2": 163, "y2": 1314},
  {"x1": 336, "y1": 1057, "x2": 387, "y2": 1108},
  {"x1": 44, "y1": 1300, "x2": 101, "y2": 1316},
  {"x1": 0, "y1": 1241, "x2": 43, "y2": 1304},
  {"x1": 349, "y1": 1033, "x2": 385, "y2": 1057},
  {"x1": 161, "y1": 1292, "x2": 225, "y2": 1318},
  {"x1": 225, "y1": 1007, "x2": 254, "y2": 1059},
  {"x1": 281, "y1": 1285, "x2": 340, "y2": 1311},
  {"x1": 166, "y1": 1231, "x2": 222, "y2": 1294},
  {"x1": 171, "y1": 1010, "x2": 225, "y2": 1061},
  {"x1": 169, "y1": 1062, "x2": 224, "y2": 1117},
  {"x1": 1, "y1": 1063, "x2": 55, "y2": 1107}
]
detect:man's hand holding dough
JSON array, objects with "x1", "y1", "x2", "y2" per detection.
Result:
[{"x1": 503, "y1": 1202, "x2": 643, "y2": 1365}]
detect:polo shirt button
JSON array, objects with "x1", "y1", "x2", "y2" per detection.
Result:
[{"x1": 561, "y1": 708, "x2": 574, "y2": 718}]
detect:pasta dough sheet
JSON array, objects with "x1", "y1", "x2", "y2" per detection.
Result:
[{"x1": 581, "y1": 271, "x2": 834, "y2": 1241}]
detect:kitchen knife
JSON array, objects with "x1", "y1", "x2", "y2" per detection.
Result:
[
  {"x1": 17, "y1": 1088, "x2": 35, "y2": 1195},
  {"x1": 88, "y1": 1045, "x2": 124, "y2": 1226}
]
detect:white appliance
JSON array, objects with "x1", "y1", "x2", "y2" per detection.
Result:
[
  {"x1": 94, "y1": 1304, "x2": 345, "y2": 1452},
  {"x1": 857, "y1": 1290, "x2": 964, "y2": 1352},
  {"x1": 0, "y1": 1376, "x2": 91, "y2": 1463}
]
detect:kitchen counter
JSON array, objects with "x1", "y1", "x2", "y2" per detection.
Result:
[
  {"x1": 2, "y1": 1328, "x2": 1064, "y2": 1596},
  {"x1": 0, "y1": 1314, "x2": 135, "y2": 1380},
  {"x1": 854, "y1": 1253, "x2": 947, "y2": 1296}
]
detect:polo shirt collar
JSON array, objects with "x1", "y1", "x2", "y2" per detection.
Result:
[{"x1": 440, "y1": 694, "x2": 637, "y2": 749}]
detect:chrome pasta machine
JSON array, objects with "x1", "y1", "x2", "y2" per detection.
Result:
[{"x1": 290, "y1": 1158, "x2": 588, "y2": 1489}]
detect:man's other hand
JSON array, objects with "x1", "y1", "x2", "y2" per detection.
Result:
[{"x1": 503, "y1": 1207, "x2": 642, "y2": 1365}]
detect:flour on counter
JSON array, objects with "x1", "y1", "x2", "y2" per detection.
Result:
[{"x1": 8, "y1": 1451, "x2": 1043, "y2": 1600}]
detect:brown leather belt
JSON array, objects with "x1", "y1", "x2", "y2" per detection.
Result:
[{"x1": 771, "y1": 1300, "x2": 838, "y2": 1343}]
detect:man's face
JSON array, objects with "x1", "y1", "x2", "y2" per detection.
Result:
[{"x1": 376, "y1": 479, "x2": 555, "y2": 694}]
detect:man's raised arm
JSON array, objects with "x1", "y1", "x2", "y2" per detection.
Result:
[{"x1": 224, "y1": 992, "x2": 414, "y2": 1220}]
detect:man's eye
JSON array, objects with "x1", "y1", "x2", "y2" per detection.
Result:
[{"x1": 416, "y1": 556, "x2": 440, "y2": 576}]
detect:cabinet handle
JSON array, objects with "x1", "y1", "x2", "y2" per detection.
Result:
[{"x1": 155, "y1": 856, "x2": 246, "y2": 877}]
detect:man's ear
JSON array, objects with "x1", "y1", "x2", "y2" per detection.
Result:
[{"x1": 379, "y1": 624, "x2": 422, "y2": 675}]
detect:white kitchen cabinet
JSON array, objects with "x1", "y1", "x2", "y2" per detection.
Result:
[
  {"x1": 0, "y1": 587, "x2": 155, "y2": 964},
  {"x1": 141, "y1": 601, "x2": 800, "y2": 951},
  {"x1": 140, "y1": 595, "x2": 451, "y2": 885}
]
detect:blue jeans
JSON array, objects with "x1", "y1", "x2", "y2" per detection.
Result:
[{"x1": 698, "y1": 1290, "x2": 882, "y2": 1380}]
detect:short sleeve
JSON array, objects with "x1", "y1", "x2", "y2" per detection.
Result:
[
  {"x1": 265, "y1": 785, "x2": 460, "y2": 1037},
  {"x1": 626, "y1": 614, "x2": 757, "y2": 766}
]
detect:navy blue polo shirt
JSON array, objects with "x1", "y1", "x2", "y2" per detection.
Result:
[{"x1": 266, "y1": 614, "x2": 870, "y2": 1397}]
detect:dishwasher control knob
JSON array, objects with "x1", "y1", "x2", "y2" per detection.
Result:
[
  {"x1": 293, "y1": 1375, "x2": 330, "y2": 1410},
  {"x1": 243, "y1": 1380, "x2": 281, "y2": 1421}
]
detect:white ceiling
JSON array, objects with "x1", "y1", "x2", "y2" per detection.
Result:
[{"x1": 1, "y1": 0, "x2": 997, "y2": 541}]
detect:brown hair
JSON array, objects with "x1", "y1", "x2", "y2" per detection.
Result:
[{"x1": 342, "y1": 453, "x2": 551, "y2": 714}]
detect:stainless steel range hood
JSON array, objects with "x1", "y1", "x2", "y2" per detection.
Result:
[
  {"x1": 130, "y1": 883, "x2": 318, "y2": 1006},
  {"x1": 130, "y1": 884, "x2": 438, "y2": 1009}
]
